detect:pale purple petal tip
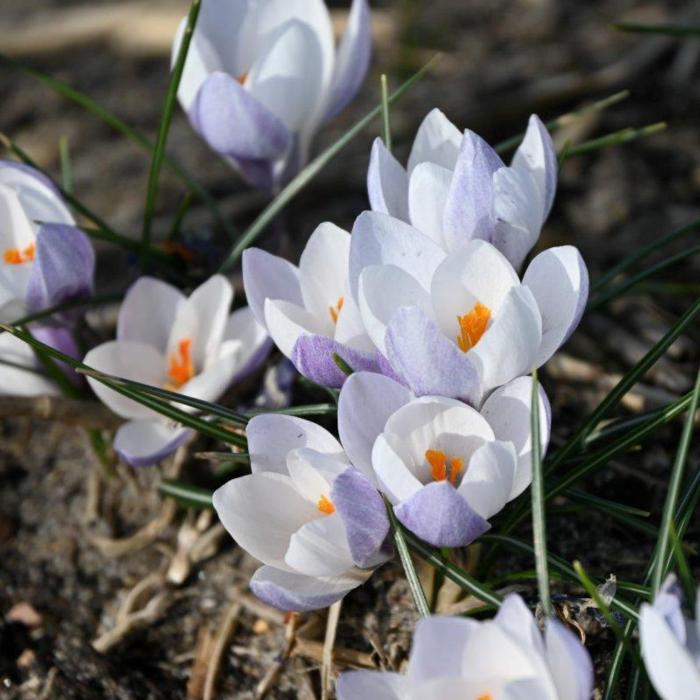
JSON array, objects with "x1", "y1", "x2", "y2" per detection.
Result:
[
  {"x1": 394, "y1": 481, "x2": 490, "y2": 548},
  {"x1": 114, "y1": 421, "x2": 192, "y2": 468}
]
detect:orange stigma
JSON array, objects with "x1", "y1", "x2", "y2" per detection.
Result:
[
  {"x1": 456, "y1": 302, "x2": 490, "y2": 352},
  {"x1": 3, "y1": 242, "x2": 35, "y2": 265},
  {"x1": 237, "y1": 72, "x2": 248, "y2": 84},
  {"x1": 167, "y1": 338, "x2": 195, "y2": 389},
  {"x1": 329, "y1": 296, "x2": 344, "y2": 324},
  {"x1": 425, "y1": 449, "x2": 464, "y2": 486},
  {"x1": 317, "y1": 495, "x2": 335, "y2": 514}
]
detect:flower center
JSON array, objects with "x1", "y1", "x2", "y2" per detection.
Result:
[
  {"x1": 237, "y1": 72, "x2": 248, "y2": 85},
  {"x1": 317, "y1": 495, "x2": 335, "y2": 514},
  {"x1": 476, "y1": 694, "x2": 492, "y2": 700},
  {"x1": 456, "y1": 302, "x2": 490, "y2": 352},
  {"x1": 166, "y1": 338, "x2": 195, "y2": 390},
  {"x1": 329, "y1": 296, "x2": 344, "y2": 325},
  {"x1": 425, "y1": 449, "x2": 464, "y2": 486},
  {"x1": 3, "y1": 243, "x2": 35, "y2": 265}
]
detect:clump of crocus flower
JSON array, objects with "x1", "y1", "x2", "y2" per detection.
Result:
[
  {"x1": 336, "y1": 595, "x2": 593, "y2": 699},
  {"x1": 175, "y1": 0, "x2": 371, "y2": 189},
  {"x1": 85, "y1": 275, "x2": 269, "y2": 466}
]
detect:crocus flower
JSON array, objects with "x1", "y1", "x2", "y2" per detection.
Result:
[
  {"x1": 213, "y1": 413, "x2": 390, "y2": 611},
  {"x1": 0, "y1": 161, "x2": 94, "y2": 322},
  {"x1": 349, "y1": 211, "x2": 588, "y2": 403},
  {"x1": 85, "y1": 275, "x2": 269, "y2": 467},
  {"x1": 368, "y1": 109, "x2": 557, "y2": 269},
  {"x1": 337, "y1": 595, "x2": 593, "y2": 699},
  {"x1": 338, "y1": 371, "x2": 550, "y2": 548},
  {"x1": 174, "y1": 0, "x2": 371, "y2": 189},
  {"x1": 243, "y1": 222, "x2": 379, "y2": 388},
  {"x1": 640, "y1": 575, "x2": 700, "y2": 699}
]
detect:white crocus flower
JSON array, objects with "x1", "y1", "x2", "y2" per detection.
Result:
[
  {"x1": 174, "y1": 0, "x2": 372, "y2": 189},
  {"x1": 640, "y1": 575, "x2": 700, "y2": 700},
  {"x1": 337, "y1": 596, "x2": 593, "y2": 699},
  {"x1": 85, "y1": 275, "x2": 269, "y2": 467}
]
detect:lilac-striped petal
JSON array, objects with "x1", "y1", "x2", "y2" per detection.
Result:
[
  {"x1": 324, "y1": 0, "x2": 372, "y2": 122},
  {"x1": 337, "y1": 371, "x2": 412, "y2": 480},
  {"x1": 384, "y1": 306, "x2": 480, "y2": 403},
  {"x1": 26, "y1": 224, "x2": 94, "y2": 313},
  {"x1": 189, "y1": 71, "x2": 292, "y2": 162},
  {"x1": 114, "y1": 420, "x2": 191, "y2": 468},
  {"x1": 291, "y1": 334, "x2": 379, "y2": 388},
  {"x1": 336, "y1": 671, "x2": 407, "y2": 700},
  {"x1": 349, "y1": 211, "x2": 445, "y2": 302},
  {"x1": 367, "y1": 138, "x2": 409, "y2": 220},
  {"x1": 332, "y1": 466, "x2": 390, "y2": 568},
  {"x1": 394, "y1": 481, "x2": 490, "y2": 547},
  {"x1": 250, "y1": 564, "x2": 368, "y2": 612},
  {"x1": 242, "y1": 247, "x2": 302, "y2": 329},
  {"x1": 443, "y1": 129, "x2": 504, "y2": 250},
  {"x1": 522, "y1": 245, "x2": 589, "y2": 367}
]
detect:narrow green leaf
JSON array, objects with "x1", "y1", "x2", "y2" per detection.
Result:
[
  {"x1": 560, "y1": 122, "x2": 667, "y2": 160},
  {"x1": 244, "y1": 403, "x2": 337, "y2": 418},
  {"x1": 332, "y1": 352, "x2": 354, "y2": 377},
  {"x1": 58, "y1": 136, "x2": 73, "y2": 194},
  {"x1": 380, "y1": 73, "x2": 391, "y2": 151},
  {"x1": 141, "y1": 0, "x2": 201, "y2": 267},
  {"x1": 158, "y1": 478, "x2": 214, "y2": 509},
  {"x1": 668, "y1": 521, "x2": 696, "y2": 607}
]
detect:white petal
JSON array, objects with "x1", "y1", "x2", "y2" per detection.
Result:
[
  {"x1": 522, "y1": 246, "x2": 589, "y2": 367},
  {"x1": 113, "y1": 420, "x2": 189, "y2": 467},
  {"x1": 0, "y1": 331, "x2": 57, "y2": 396},
  {"x1": 264, "y1": 298, "x2": 326, "y2": 358},
  {"x1": 495, "y1": 594, "x2": 546, "y2": 658},
  {"x1": 336, "y1": 671, "x2": 407, "y2": 700},
  {"x1": 84, "y1": 341, "x2": 166, "y2": 420},
  {"x1": 213, "y1": 472, "x2": 318, "y2": 569},
  {"x1": 545, "y1": 620, "x2": 594, "y2": 700},
  {"x1": 285, "y1": 513, "x2": 354, "y2": 577},
  {"x1": 408, "y1": 162, "x2": 452, "y2": 248},
  {"x1": 117, "y1": 276, "x2": 185, "y2": 354},
  {"x1": 358, "y1": 264, "x2": 432, "y2": 355},
  {"x1": 371, "y1": 434, "x2": 422, "y2": 504},
  {"x1": 247, "y1": 413, "x2": 345, "y2": 475},
  {"x1": 407, "y1": 108, "x2": 462, "y2": 175},
  {"x1": 298, "y1": 222, "x2": 350, "y2": 329},
  {"x1": 458, "y1": 440, "x2": 516, "y2": 519},
  {"x1": 223, "y1": 306, "x2": 270, "y2": 377},
  {"x1": 287, "y1": 447, "x2": 349, "y2": 504},
  {"x1": 332, "y1": 292, "x2": 375, "y2": 353},
  {"x1": 367, "y1": 138, "x2": 410, "y2": 220},
  {"x1": 177, "y1": 348, "x2": 240, "y2": 403}
]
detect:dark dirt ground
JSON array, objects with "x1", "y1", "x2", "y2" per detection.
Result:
[{"x1": 1, "y1": 0, "x2": 700, "y2": 698}]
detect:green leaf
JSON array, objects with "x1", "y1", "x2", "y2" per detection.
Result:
[
  {"x1": 158, "y1": 478, "x2": 214, "y2": 509},
  {"x1": 332, "y1": 353, "x2": 354, "y2": 377},
  {"x1": 560, "y1": 122, "x2": 667, "y2": 160}
]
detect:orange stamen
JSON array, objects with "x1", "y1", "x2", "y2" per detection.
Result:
[
  {"x1": 3, "y1": 243, "x2": 35, "y2": 265},
  {"x1": 237, "y1": 72, "x2": 248, "y2": 84},
  {"x1": 476, "y1": 694, "x2": 492, "y2": 700},
  {"x1": 317, "y1": 495, "x2": 335, "y2": 514},
  {"x1": 329, "y1": 296, "x2": 344, "y2": 325},
  {"x1": 456, "y1": 302, "x2": 490, "y2": 352},
  {"x1": 167, "y1": 338, "x2": 195, "y2": 389},
  {"x1": 425, "y1": 449, "x2": 464, "y2": 485}
]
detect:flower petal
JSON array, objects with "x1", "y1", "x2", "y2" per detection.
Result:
[
  {"x1": 367, "y1": 138, "x2": 410, "y2": 220},
  {"x1": 323, "y1": 0, "x2": 372, "y2": 121},
  {"x1": 117, "y1": 276, "x2": 185, "y2": 354},
  {"x1": 84, "y1": 341, "x2": 166, "y2": 420},
  {"x1": 113, "y1": 420, "x2": 191, "y2": 468},
  {"x1": 408, "y1": 162, "x2": 452, "y2": 248},
  {"x1": 242, "y1": 247, "x2": 302, "y2": 329},
  {"x1": 511, "y1": 114, "x2": 557, "y2": 221},
  {"x1": 336, "y1": 670, "x2": 407, "y2": 700},
  {"x1": 26, "y1": 224, "x2": 94, "y2": 313},
  {"x1": 223, "y1": 306, "x2": 271, "y2": 382},
  {"x1": 0, "y1": 331, "x2": 58, "y2": 397},
  {"x1": 337, "y1": 371, "x2": 412, "y2": 480},
  {"x1": 250, "y1": 564, "x2": 368, "y2": 612},
  {"x1": 291, "y1": 334, "x2": 379, "y2": 388},
  {"x1": 264, "y1": 298, "x2": 326, "y2": 358},
  {"x1": 495, "y1": 593, "x2": 546, "y2": 658},
  {"x1": 407, "y1": 108, "x2": 462, "y2": 175},
  {"x1": 372, "y1": 434, "x2": 423, "y2": 504},
  {"x1": 384, "y1": 306, "x2": 480, "y2": 403},
  {"x1": 394, "y1": 481, "x2": 490, "y2": 547},
  {"x1": 522, "y1": 245, "x2": 589, "y2": 367},
  {"x1": 332, "y1": 466, "x2": 390, "y2": 568},
  {"x1": 349, "y1": 211, "x2": 445, "y2": 302},
  {"x1": 213, "y1": 472, "x2": 317, "y2": 568},
  {"x1": 285, "y1": 513, "x2": 355, "y2": 577},
  {"x1": 457, "y1": 440, "x2": 516, "y2": 519},
  {"x1": 545, "y1": 619, "x2": 594, "y2": 700},
  {"x1": 189, "y1": 71, "x2": 292, "y2": 161},
  {"x1": 246, "y1": 413, "x2": 344, "y2": 475},
  {"x1": 480, "y1": 376, "x2": 551, "y2": 499},
  {"x1": 442, "y1": 129, "x2": 504, "y2": 250}
]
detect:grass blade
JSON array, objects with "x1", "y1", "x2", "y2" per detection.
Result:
[
  {"x1": 141, "y1": 0, "x2": 201, "y2": 267},
  {"x1": 158, "y1": 479, "x2": 215, "y2": 509},
  {"x1": 560, "y1": 122, "x2": 667, "y2": 160}
]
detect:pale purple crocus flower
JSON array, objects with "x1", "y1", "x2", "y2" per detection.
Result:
[
  {"x1": 368, "y1": 109, "x2": 557, "y2": 269},
  {"x1": 640, "y1": 575, "x2": 700, "y2": 699},
  {"x1": 213, "y1": 413, "x2": 391, "y2": 611},
  {"x1": 337, "y1": 595, "x2": 593, "y2": 700},
  {"x1": 349, "y1": 211, "x2": 588, "y2": 404},
  {"x1": 243, "y1": 222, "x2": 379, "y2": 388},
  {"x1": 174, "y1": 0, "x2": 371, "y2": 190},
  {"x1": 0, "y1": 161, "x2": 94, "y2": 323},
  {"x1": 338, "y1": 371, "x2": 550, "y2": 548},
  {"x1": 84, "y1": 275, "x2": 269, "y2": 467}
]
